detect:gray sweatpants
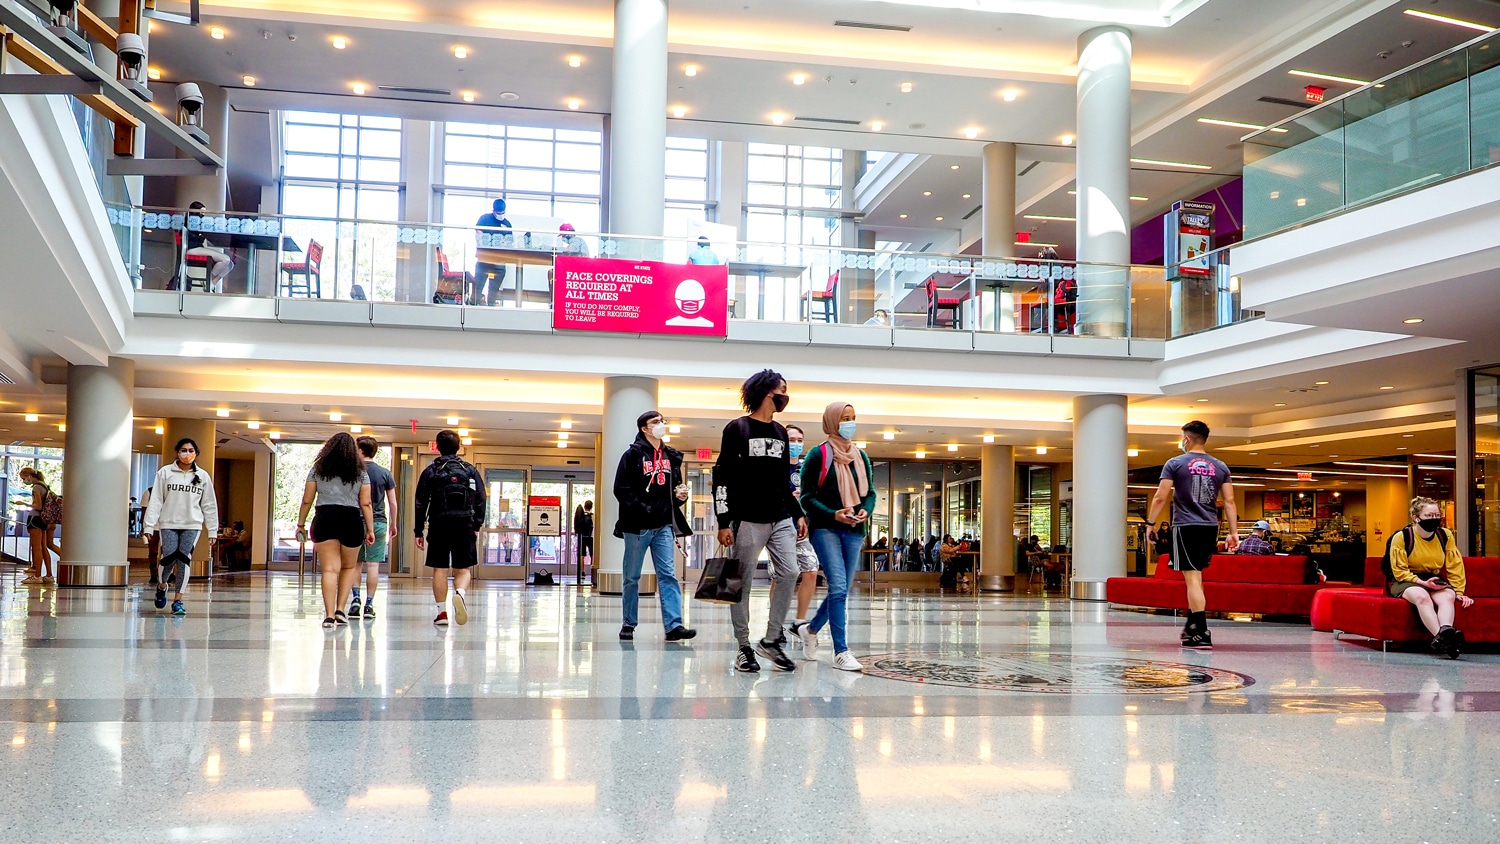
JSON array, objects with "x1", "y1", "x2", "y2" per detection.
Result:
[{"x1": 728, "y1": 519, "x2": 800, "y2": 647}]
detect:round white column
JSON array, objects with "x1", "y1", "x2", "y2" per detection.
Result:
[
  {"x1": 59, "y1": 358, "x2": 135, "y2": 587},
  {"x1": 979, "y1": 444, "x2": 1015, "y2": 592},
  {"x1": 1074, "y1": 26, "x2": 1132, "y2": 338},
  {"x1": 1070, "y1": 394, "x2": 1127, "y2": 601},
  {"x1": 981, "y1": 141, "x2": 1017, "y2": 256},
  {"x1": 596, "y1": 376, "x2": 660, "y2": 595},
  {"x1": 607, "y1": 0, "x2": 668, "y2": 241}
]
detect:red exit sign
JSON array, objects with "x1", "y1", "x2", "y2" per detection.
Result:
[
  {"x1": 696, "y1": 448, "x2": 713, "y2": 460},
  {"x1": 1297, "y1": 472, "x2": 1314, "y2": 481},
  {"x1": 1304, "y1": 85, "x2": 1325, "y2": 103}
]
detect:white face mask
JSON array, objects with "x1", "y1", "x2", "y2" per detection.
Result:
[
  {"x1": 1179, "y1": 438, "x2": 1189, "y2": 454},
  {"x1": 649, "y1": 423, "x2": 667, "y2": 440}
]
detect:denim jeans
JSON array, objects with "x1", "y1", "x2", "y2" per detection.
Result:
[
  {"x1": 622, "y1": 526, "x2": 683, "y2": 631},
  {"x1": 808, "y1": 527, "x2": 864, "y2": 654}
]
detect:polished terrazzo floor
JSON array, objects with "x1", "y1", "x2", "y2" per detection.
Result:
[{"x1": 1, "y1": 571, "x2": 1498, "y2": 842}]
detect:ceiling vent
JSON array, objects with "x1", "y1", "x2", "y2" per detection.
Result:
[
  {"x1": 1258, "y1": 95, "x2": 1310, "y2": 109},
  {"x1": 833, "y1": 20, "x2": 912, "y2": 32},
  {"x1": 378, "y1": 85, "x2": 452, "y2": 96},
  {"x1": 794, "y1": 116, "x2": 862, "y2": 125},
  {"x1": 0, "y1": 372, "x2": 13, "y2": 385}
]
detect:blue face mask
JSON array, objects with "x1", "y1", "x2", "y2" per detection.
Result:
[
  {"x1": 788, "y1": 442, "x2": 804, "y2": 460},
  {"x1": 838, "y1": 421, "x2": 857, "y2": 440}
]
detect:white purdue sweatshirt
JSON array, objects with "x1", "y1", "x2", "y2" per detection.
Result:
[{"x1": 143, "y1": 462, "x2": 219, "y2": 533}]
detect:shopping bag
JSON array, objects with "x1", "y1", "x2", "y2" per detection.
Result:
[{"x1": 694, "y1": 552, "x2": 743, "y2": 604}]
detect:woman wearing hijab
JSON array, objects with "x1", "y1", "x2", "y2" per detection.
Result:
[{"x1": 797, "y1": 402, "x2": 876, "y2": 671}]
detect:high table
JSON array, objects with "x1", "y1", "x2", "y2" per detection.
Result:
[
  {"x1": 475, "y1": 247, "x2": 560, "y2": 307},
  {"x1": 183, "y1": 226, "x2": 300, "y2": 295},
  {"x1": 726, "y1": 261, "x2": 807, "y2": 320}
]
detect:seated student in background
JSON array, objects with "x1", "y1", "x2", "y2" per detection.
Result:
[
  {"x1": 687, "y1": 236, "x2": 722, "y2": 265},
  {"x1": 473, "y1": 199, "x2": 512, "y2": 306},
  {"x1": 1236, "y1": 520, "x2": 1276, "y2": 555},
  {"x1": 184, "y1": 201, "x2": 234, "y2": 291}
]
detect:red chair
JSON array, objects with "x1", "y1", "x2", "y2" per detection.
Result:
[
  {"x1": 809, "y1": 271, "x2": 838, "y2": 323},
  {"x1": 173, "y1": 230, "x2": 215, "y2": 292},
  {"x1": 925, "y1": 277, "x2": 964, "y2": 328},
  {"x1": 280, "y1": 239, "x2": 323, "y2": 298},
  {"x1": 433, "y1": 247, "x2": 470, "y2": 305}
]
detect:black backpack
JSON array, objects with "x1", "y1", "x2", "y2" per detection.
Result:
[
  {"x1": 1380, "y1": 525, "x2": 1448, "y2": 584},
  {"x1": 432, "y1": 456, "x2": 478, "y2": 521}
]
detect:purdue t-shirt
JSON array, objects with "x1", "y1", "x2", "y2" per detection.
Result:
[{"x1": 1160, "y1": 452, "x2": 1231, "y2": 526}]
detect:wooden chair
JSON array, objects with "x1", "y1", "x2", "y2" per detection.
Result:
[
  {"x1": 925, "y1": 277, "x2": 964, "y2": 328},
  {"x1": 280, "y1": 239, "x2": 323, "y2": 298},
  {"x1": 809, "y1": 271, "x2": 838, "y2": 322}
]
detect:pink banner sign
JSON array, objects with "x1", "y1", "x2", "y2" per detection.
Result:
[{"x1": 553, "y1": 256, "x2": 728, "y2": 336}]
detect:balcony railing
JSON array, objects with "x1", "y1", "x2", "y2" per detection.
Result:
[
  {"x1": 109, "y1": 204, "x2": 1245, "y2": 340},
  {"x1": 1244, "y1": 25, "x2": 1500, "y2": 238}
]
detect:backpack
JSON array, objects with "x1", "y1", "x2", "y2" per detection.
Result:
[
  {"x1": 812, "y1": 443, "x2": 871, "y2": 490},
  {"x1": 1380, "y1": 525, "x2": 1448, "y2": 584},
  {"x1": 432, "y1": 456, "x2": 478, "y2": 521},
  {"x1": 39, "y1": 485, "x2": 63, "y2": 526}
]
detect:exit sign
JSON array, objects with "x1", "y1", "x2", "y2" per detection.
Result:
[
  {"x1": 1297, "y1": 472, "x2": 1314, "y2": 481},
  {"x1": 696, "y1": 448, "x2": 713, "y2": 460},
  {"x1": 1304, "y1": 85, "x2": 1325, "y2": 103}
]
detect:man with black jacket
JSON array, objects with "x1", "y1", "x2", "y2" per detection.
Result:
[
  {"x1": 714, "y1": 369, "x2": 806, "y2": 672},
  {"x1": 612, "y1": 410, "x2": 697, "y2": 643},
  {"x1": 414, "y1": 430, "x2": 487, "y2": 626}
]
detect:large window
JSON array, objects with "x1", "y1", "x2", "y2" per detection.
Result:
[
  {"x1": 279, "y1": 111, "x2": 404, "y2": 299},
  {"x1": 440, "y1": 122, "x2": 602, "y2": 232},
  {"x1": 745, "y1": 143, "x2": 842, "y2": 247},
  {"x1": 665, "y1": 137, "x2": 712, "y2": 237}
]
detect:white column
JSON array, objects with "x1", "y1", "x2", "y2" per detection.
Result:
[
  {"x1": 981, "y1": 141, "x2": 1016, "y2": 256},
  {"x1": 596, "y1": 376, "x2": 660, "y2": 594},
  {"x1": 173, "y1": 82, "x2": 230, "y2": 210},
  {"x1": 397, "y1": 119, "x2": 437, "y2": 303},
  {"x1": 59, "y1": 358, "x2": 135, "y2": 586},
  {"x1": 1070, "y1": 394, "x2": 1127, "y2": 600},
  {"x1": 979, "y1": 445, "x2": 1015, "y2": 591},
  {"x1": 162, "y1": 418, "x2": 218, "y2": 576},
  {"x1": 1074, "y1": 26, "x2": 1132, "y2": 337},
  {"x1": 608, "y1": 0, "x2": 668, "y2": 241}
]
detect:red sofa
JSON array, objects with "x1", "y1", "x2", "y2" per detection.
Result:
[
  {"x1": 1106, "y1": 554, "x2": 1320, "y2": 616},
  {"x1": 1328, "y1": 557, "x2": 1500, "y2": 648},
  {"x1": 1309, "y1": 556, "x2": 1384, "y2": 632}
]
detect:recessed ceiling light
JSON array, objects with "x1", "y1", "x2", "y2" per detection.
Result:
[
  {"x1": 462, "y1": 91, "x2": 475, "y2": 103},
  {"x1": 1127, "y1": 449, "x2": 1139, "y2": 457},
  {"x1": 914, "y1": 450, "x2": 926, "y2": 459},
  {"x1": 1403, "y1": 317, "x2": 1424, "y2": 324},
  {"x1": 792, "y1": 72, "x2": 807, "y2": 85},
  {"x1": 1380, "y1": 385, "x2": 1395, "y2": 390},
  {"x1": 1024, "y1": 214, "x2": 1075, "y2": 222},
  {"x1": 870, "y1": 120, "x2": 883, "y2": 131},
  {"x1": 350, "y1": 425, "x2": 363, "y2": 434},
  {"x1": 1036, "y1": 446, "x2": 1048, "y2": 455},
  {"x1": 1248, "y1": 452, "x2": 1258, "y2": 455},
  {"x1": 332, "y1": 36, "x2": 347, "y2": 50},
  {"x1": 899, "y1": 213, "x2": 908, "y2": 219},
  {"x1": 216, "y1": 409, "x2": 230, "y2": 417},
  {"x1": 963, "y1": 127, "x2": 981, "y2": 139},
  {"x1": 25, "y1": 413, "x2": 41, "y2": 422},
  {"x1": 1398, "y1": 447, "x2": 1407, "y2": 450},
  {"x1": 329, "y1": 412, "x2": 342, "y2": 422},
  {"x1": 949, "y1": 164, "x2": 960, "y2": 170},
  {"x1": 1060, "y1": 134, "x2": 1074, "y2": 145},
  {"x1": 209, "y1": 26, "x2": 225, "y2": 40},
  {"x1": 457, "y1": 428, "x2": 470, "y2": 437},
  {"x1": 683, "y1": 63, "x2": 697, "y2": 76},
  {"x1": 1196, "y1": 398, "x2": 1209, "y2": 402},
  {"x1": 57, "y1": 423, "x2": 65, "y2": 432},
  {"x1": 1289, "y1": 69, "x2": 1370, "y2": 86},
  {"x1": 922, "y1": 191, "x2": 932, "y2": 196},
  {"x1": 1403, "y1": 9, "x2": 1497, "y2": 31},
  {"x1": 242, "y1": 75, "x2": 256, "y2": 87},
  {"x1": 668, "y1": 424, "x2": 682, "y2": 435},
  {"x1": 1001, "y1": 89, "x2": 1019, "y2": 102},
  {"x1": 900, "y1": 81, "x2": 913, "y2": 93},
  {"x1": 1068, "y1": 190, "x2": 1147, "y2": 201},
  {"x1": 147, "y1": 67, "x2": 162, "y2": 80},
  {"x1": 961, "y1": 193, "x2": 972, "y2": 199},
  {"x1": 566, "y1": 98, "x2": 582, "y2": 110},
  {"x1": 447, "y1": 416, "x2": 460, "y2": 425},
  {"x1": 499, "y1": 92, "x2": 519, "y2": 101},
  {"x1": 935, "y1": 216, "x2": 944, "y2": 221},
  {"x1": 1314, "y1": 380, "x2": 1329, "y2": 385},
  {"x1": 1274, "y1": 403, "x2": 1287, "y2": 407},
  {"x1": 770, "y1": 113, "x2": 785, "y2": 125},
  {"x1": 351, "y1": 82, "x2": 366, "y2": 95},
  {"x1": 884, "y1": 432, "x2": 896, "y2": 440},
  {"x1": 1309, "y1": 444, "x2": 1319, "y2": 448},
  {"x1": 855, "y1": 441, "x2": 869, "y2": 449},
  {"x1": 154, "y1": 425, "x2": 164, "y2": 435},
  {"x1": 1273, "y1": 461, "x2": 1281, "y2": 465},
  {"x1": 1131, "y1": 157, "x2": 1212, "y2": 171},
  {"x1": 454, "y1": 46, "x2": 468, "y2": 59},
  {"x1": 1403, "y1": 433, "x2": 1415, "y2": 438},
  {"x1": 462, "y1": 437, "x2": 474, "y2": 446},
  {"x1": 1197, "y1": 117, "x2": 1288, "y2": 133},
  {"x1": 978, "y1": 434, "x2": 994, "y2": 443},
  {"x1": 269, "y1": 431, "x2": 282, "y2": 440},
  {"x1": 947, "y1": 444, "x2": 958, "y2": 452},
  {"x1": 672, "y1": 105, "x2": 686, "y2": 118},
  {"x1": 568, "y1": 55, "x2": 584, "y2": 68},
  {"x1": 247, "y1": 421, "x2": 260, "y2": 430}
]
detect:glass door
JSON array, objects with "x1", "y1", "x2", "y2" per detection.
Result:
[
  {"x1": 533, "y1": 470, "x2": 595, "y2": 585},
  {"x1": 478, "y1": 466, "x2": 528, "y2": 581}
]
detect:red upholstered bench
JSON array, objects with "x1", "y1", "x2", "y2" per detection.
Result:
[
  {"x1": 1106, "y1": 554, "x2": 1322, "y2": 616},
  {"x1": 1310, "y1": 556, "x2": 1384, "y2": 632},
  {"x1": 1329, "y1": 557, "x2": 1500, "y2": 649}
]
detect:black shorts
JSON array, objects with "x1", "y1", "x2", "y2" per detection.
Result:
[
  {"x1": 425, "y1": 524, "x2": 478, "y2": 569},
  {"x1": 1170, "y1": 525, "x2": 1218, "y2": 572},
  {"x1": 311, "y1": 505, "x2": 365, "y2": 548},
  {"x1": 26, "y1": 515, "x2": 49, "y2": 531}
]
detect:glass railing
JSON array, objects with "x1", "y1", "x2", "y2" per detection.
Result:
[
  {"x1": 117, "y1": 204, "x2": 1247, "y2": 340},
  {"x1": 1244, "y1": 26, "x2": 1500, "y2": 238}
]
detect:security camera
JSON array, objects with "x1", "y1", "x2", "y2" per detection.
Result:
[
  {"x1": 175, "y1": 83, "x2": 209, "y2": 142},
  {"x1": 116, "y1": 33, "x2": 152, "y2": 101},
  {"x1": 41, "y1": 0, "x2": 90, "y2": 54}
]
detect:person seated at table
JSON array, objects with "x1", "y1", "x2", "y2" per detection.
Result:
[
  {"x1": 863, "y1": 309, "x2": 892, "y2": 326},
  {"x1": 185, "y1": 201, "x2": 234, "y2": 291},
  {"x1": 473, "y1": 199, "x2": 512, "y2": 306},
  {"x1": 557, "y1": 223, "x2": 590, "y2": 257},
  {"x1": 906, "y1": 537, "x2": 923, "y2": 571},
  {"x1": 1236, "y1": 520, "x2": 1276, "y2": 555},
  {"x1": 687, "y1": 236, "x2": 721, "y2": 265}
]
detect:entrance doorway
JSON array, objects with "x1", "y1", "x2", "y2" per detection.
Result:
[{"x1": 472, "y1": 464, "x2": 595, "y2": 583}]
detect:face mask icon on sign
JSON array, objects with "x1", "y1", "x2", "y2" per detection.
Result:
[{"x1": 666, "y1": 279, "x2": 714, "y2": 327}]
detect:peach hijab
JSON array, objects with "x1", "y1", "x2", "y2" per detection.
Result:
[{"x1": 821, "y1": 401, "x2": 868, "y2": 509}]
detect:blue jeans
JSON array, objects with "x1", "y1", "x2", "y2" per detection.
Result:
[
  {"x1": 621, "y1": 526, "x2": 683, "y2": 631},
  {"x1": 808, "y1": 527, "x2": 864, "y2": 654}
]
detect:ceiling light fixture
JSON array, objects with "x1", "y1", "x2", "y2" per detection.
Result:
[
  {"x1": 983, "y1": 435, "x2": 995, "y2": 443},
  {"x1": 884, "y1": 432, "x2": 896, "y2": 440},
  {"x1": 923, "y1": 191, "x2": 932, "y2": 196},
  {"x1": 1016, "y1": 240, "x2": 1059, "y2": 247},
  {"x1": 1402, "y1": 9, "x2": 1496, "y2": 32},
  {"x1": 900, "y1": 81, "x2": 913, "y2": 93},
  {"x1": 792, "y1": 72, "x2": 807, "y2": 85},
  {"x1": 1131, "y1": 157, "x2": 1212, "y2": 170},
  {"x1": 147, "y1": 67, "x2": 162, "y2": 80},
  {"x1": 1069, "y1": 190, "x2": 1147, "y2": 201},
  {"x1": 914, "y1": 450, "x2": 926, "y2": 459},
  {"x1": 350, "y1": 425, "x2": 362, "y2": 434},
  {"x1": 558, "y1": 432, "x2": 570, "y2": 441},
  {"x1": 462, "y1": 437, "x2": 474, "y2": 446},
  {"x1": 1024, "y1": 214, "x2": 1075, "y2": 222},
  {"x1": 332, "y1": 36, "x2": 347, "y2": 50},
  {"x1": 961, "y1": 193, "x2": 971, "y2": 199},
  {"x1": 209, "y1": 26, "x2": 225, "y2": 40},
  {"x1": 964, "y1": 126, "x2": 981, "y2": 139},
  {"x1": 462, "y1": 91, "x2": 475, "y2": 103},
  {"x1": 671, "y1": 105, "x2": 686, "y2": 118},
  {"x1": 869, "y1": 120, "x2": 883, "y2": 131},
  {"x1": 1001, "y1": 89, "x2": 1019, "y2": 102},
  {"x1": 950, "y1": 164, "x2": 960, "y2": 170},
  {"x1": 668, "y1": 424, "x2": 682, "y2": 434},
  {"x1": 247, "y1": 421, "x2": 260, "y2": 430},
  {"x1": 447, "y1": 416, "x2": 460, "y2": 426},
  {"x1": 57, "y1": 423, "x2": 65, "y2": 432},
  {"x1": 1289, "y1": 69, "x2": 1370, "y2": 86},
  {"x1": 457, "y1": 428, "x2": 470, "y2": 438},
  {"x1": 269, "y1": 431, "x2": 282, "y2": 440},
  {"x1": 1380, "y1": 385, "x2": 1395, "y2": 390},
  {"x1": 1060, "y1": 134, "x2": 1074, "y2": 145},
  {"x1": 560, "y1": 420, "x2": 573, "y2": 430},
  {"x1": 154, "y1": 425, "x2": 164, "y2": 434},
  {"x1": 1403, "y1": 317, "x2": 1424, "y2": 324},
  {"x1": 556, "y1": 440, "x2": 568, "y2": 448},
  {"x1": 770, "y1": 113, "x2": 786, "y2": 125},
  {"x1": 1127, "y1": 449, "x2": 1139, "y2": 457},
  {"x1": 683, "y1": 63, "x2": 697, "y2": 76},
  {"x1": 1197, "y1": 117, "x2": 1288, "y2": 133},
  {"x1": 242, "y1": 75, "x2": 256, "y2": 87},
  {"x1": 947, "y1": 444, "x2": 958, "y2": 452},
  {"x1": 1197, "y1": 398, "x2": 1209, "y2": 402},
  {"x1": 329, "y1": 412, "x2": 342, "y2": 422},
  {"x1": 216, "y1": 408, "x2": 230, "y2": 417},
  {"x1": 569, "y1": 55, "x2": 583, "y2": 68},
  {"x1": 566, "y1": 98, "x2": 581, "y2": 110},
  {"x1": 351, "y1": 82, "x2": 366, "y2": 95},
  {"x1": 1036, "y1": 446, "x2": 1048, "y2": 455},
  {"x1": 935, "y1": 216, "x2": 945, "y2": 221},
  {"x1": 899, "y1": 213, "x2": 908, "y2": 219},
  {"x1": 454, "y1": 46, "x2": 468, "y2": 59},
  {"x1": 1314, "y1": 380, "x2": 1329, "y2": 385}
]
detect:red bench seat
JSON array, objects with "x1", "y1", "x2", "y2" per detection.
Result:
[
  {"x1": 1328, "y1": 557, "x2": 1500, "y2": 647},
  {"x1": 1106, "y1": 554, "x2": 1322, "y2": 616}
]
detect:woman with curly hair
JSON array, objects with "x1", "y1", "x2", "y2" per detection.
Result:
[{"x1": 296, "y1": 432, "x2": 374, "y2": 628}]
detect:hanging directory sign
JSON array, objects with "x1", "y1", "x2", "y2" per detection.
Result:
[{"x1": 1164, "y1": 200, "x2": 1215, "y2": 279}]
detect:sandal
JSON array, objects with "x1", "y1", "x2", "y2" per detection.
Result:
[{"x1": 333, "y1": 610, "x2": 348, "y2": 625}]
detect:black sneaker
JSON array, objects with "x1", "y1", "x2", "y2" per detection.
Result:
[
  {"x1": 734, "y1": 645, "x2": 761, "y2": 673},
  {"x1": 347, "y1": 599, "x2": 362, "y2": 619},
  {"x1": 1182, "y1": 630, "x2": 1213, "y2": 650},
  {"x1": 362, "y1": 602, "x2": 376, "y2": 620},
  {"x1": 619, "y1": 625, "x2": 635, "y2": 641},
  {"x1": 334, "y1": 610, "x2": 348, "y2": 626},
  {"x1": 665, "y1": 626, "x2": 698, "y2": 641},
  {"x1": 755, "y1": 638, "x2": 797, "y2": 671},
  {"x1": 1438, "y1": 626, "x2": 1464, "y2": 659},
  {"x1": 154, "y1": 587, "x2": 167, "y2": 610}
]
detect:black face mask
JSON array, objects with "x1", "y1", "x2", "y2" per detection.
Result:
[
  {"x1": 771, "y1": 393, "x2": 789, "y2": 412},
  {"x1": 1417, "y1": 517, "x2": 1441, "y2": 533}
]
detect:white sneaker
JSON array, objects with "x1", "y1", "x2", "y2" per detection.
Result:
[
  {"x1": 797, "y1": 623, "x2": 819, "y2": 660},
  {"x1": 832, "y1": 651, "x2": 863, "y2": 672}
]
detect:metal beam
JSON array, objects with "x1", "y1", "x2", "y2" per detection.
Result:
[
  {"x1": 0, "y1": 74, "x2": 102, "y2": 95},
  {"x1": 1, "y1": 29, "x2": 137, "y2": 126},
  {"x1": 105, "y1": 157, "x2": 217, "y2": 176},
  {"x1": 0, "y1": 0, "x2": 223, "y2": 169}
]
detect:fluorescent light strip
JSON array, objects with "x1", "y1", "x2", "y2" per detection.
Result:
[
  {"x1": 1068, "y1": 190, "x2": 1149, "y2": 201},
  {"x1": 1288, "y1": 69, "x2": 1370, "y2": 86},
  {"x1": 1419, "y1": 465, "x2": 1455, "y2": 471},
  {"x1": 1402, "y1": 9, "x2": 1496, "y2": 33},
  {"x1": 1131, "y1": 157, "x2": 1212, "y2": 171},
  {"x1": 1264, "y1": 467, "x2": 1404, "y2": 478},
  {"x1": 1415, "y1": 453, "x2": 1455, "y2": 460},
  {"x1": 1023, "y1": 214, "x2": 1075, "y2": 222},
  {"x1": 1333, "y1": 461, "x2": 1407, "y2": 469},
  {"x1": 1017, "y1": 241, "x2": 1060, "y2": 248},
  {"x1": 1197, "y1": 117, "x2": 1288, "y2": 134}
]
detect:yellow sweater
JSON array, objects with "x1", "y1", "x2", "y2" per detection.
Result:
[{"x1": 1389, "y1": 528, "x2": 1466, "y2": 595}]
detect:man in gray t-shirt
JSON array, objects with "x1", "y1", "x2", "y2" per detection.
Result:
[
  {"x1": 351, "y1": 436, "x2": 398, "y2": 619},
  {"x1": 1147, "y1": 420, "x2": 1238, "y2": 649}
]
